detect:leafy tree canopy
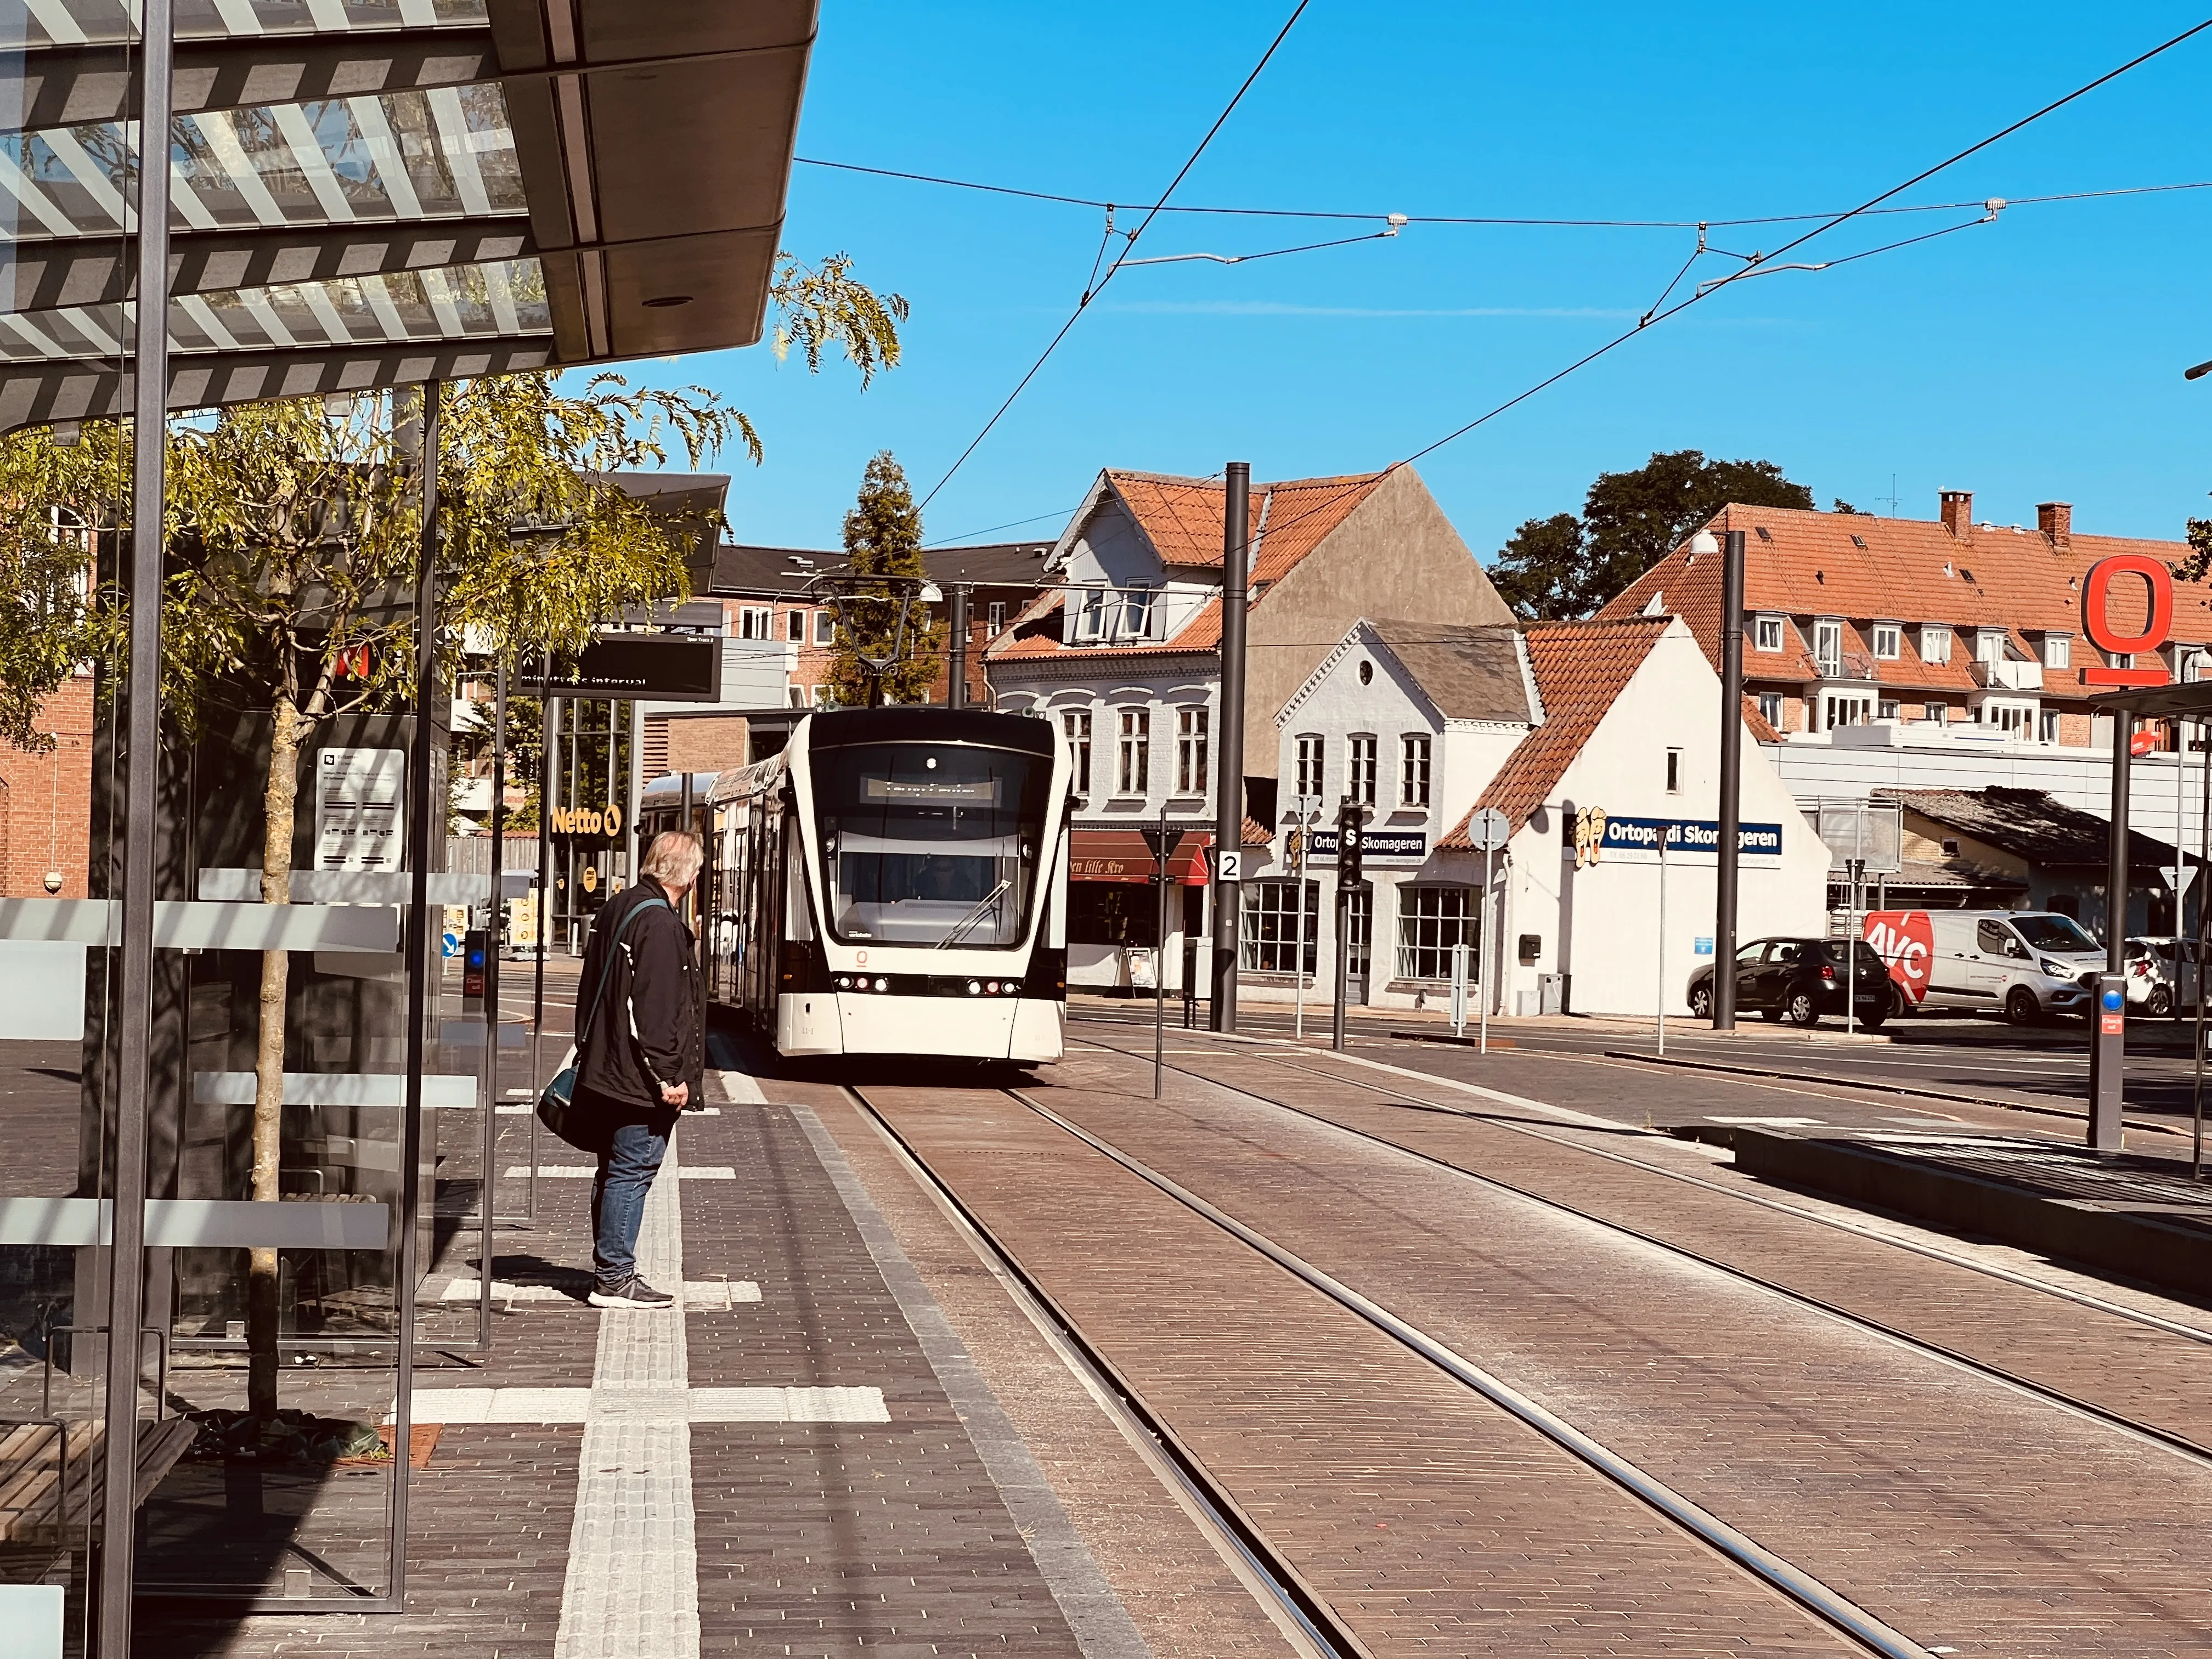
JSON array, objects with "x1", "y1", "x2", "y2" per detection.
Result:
[
  {"x1": 1490, "y1": 449, "x2": 1815, "y2": 620},
  {"x1": 826, "y1": 450, "x2": 944, "y2": 707}
]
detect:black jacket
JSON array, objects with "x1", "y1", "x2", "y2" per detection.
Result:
[{"x1": 574, "y1": 874, "x2": 704, "y2": 1111}]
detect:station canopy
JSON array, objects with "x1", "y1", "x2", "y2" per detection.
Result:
[{"x1": 0, "y1": 0, "x2": 814, "y2": 430}]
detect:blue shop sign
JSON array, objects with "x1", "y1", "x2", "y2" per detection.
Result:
[
  {"x1": 1592, "y1": 815, "x2": 1784, "y2": 862},
  {"x1": 1308, "y1": 829, "x2": 1429, "y2": 864}
]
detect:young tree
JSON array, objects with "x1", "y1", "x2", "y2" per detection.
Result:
[
  {"x1": 1491, "y1": 449, "x2": 1815, "y2": 619},
  {"x1": 825, "y1": 451, "x2": 944, "y2": 707},
  {"x1": 0, "y1": 253, "x2": 907, "y2": 1421}
]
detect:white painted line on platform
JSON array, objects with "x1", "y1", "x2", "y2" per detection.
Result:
[
  {"x1": 438, "y1": 1279, "x2": 760, "y2": 1306},
  {"x1": 715, "y1": 1069, "x2": 767, "y2": 1106},
  {"x1": 399, "y1": 1382, "x2": 884, "y2": 1424},
  {"x1": 506, "y1": 1166, "x2": 735, "y2": 1180},
  {"x1": 1706, "y1": 1115, "x2": 1826, "y2": 1127}
]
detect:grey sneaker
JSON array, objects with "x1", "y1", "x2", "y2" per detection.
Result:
[{"x1": 589, "y1": 1276, "x2": 675, "y2": 1309}]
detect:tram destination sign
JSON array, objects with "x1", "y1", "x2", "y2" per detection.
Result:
[{"x1": 514, "y1": 633, "x2": 724, "y2": 702}]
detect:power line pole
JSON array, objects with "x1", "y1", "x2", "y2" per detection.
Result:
[
  {"x1": 1210, "y1": 461, "x2": 1250, "y2": 1031},
  {"x1": 949, "y1": 583, "x2": 971, "y2": 709},
  {"x1": 1714, "y1": 528, "x2": 1745, "y2": 1030}
]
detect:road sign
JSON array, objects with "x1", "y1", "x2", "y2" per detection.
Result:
[
  {"x1": 2163, "y1": 865, "x2": 2198, "y2": 894},
  {"x1": 1136, "y1": 822, "x2": 1179, "y2": 860},
  {"x1": 1468, "y1": 807, "x2": 1512, "y2": 853},
  {"x1": 1213, "y1": 848, "x2": 1243, "y2": 883}
]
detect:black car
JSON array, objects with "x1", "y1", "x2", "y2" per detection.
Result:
[{"x1": 1686, "y1": 936, "x2": 1893, "y2": 1028}]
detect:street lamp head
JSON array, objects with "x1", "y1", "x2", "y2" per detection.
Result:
[{"x1": 2187, "y1": 358, "x2": 2212, "y2": 382}]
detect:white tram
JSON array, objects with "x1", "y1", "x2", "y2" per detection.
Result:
[{"x1": 712, "y1": 708, "x2": 1071, "y2": 1062}]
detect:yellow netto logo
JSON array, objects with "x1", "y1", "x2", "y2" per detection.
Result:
[{"x1": 552, "y1": 804, "x2": 623, "y2": 837}]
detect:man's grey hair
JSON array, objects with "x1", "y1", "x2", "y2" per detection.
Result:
[{"x1": 641, "y1": 830, "x2": 704, "y2": 885}]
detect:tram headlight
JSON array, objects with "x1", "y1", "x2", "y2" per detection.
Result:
[
  {"x1": 968, "y1": 981, "x2": 981, "y2": 995},
  {"x1": 874, "y1": 977, "x2": 889, "y2": 992},
  {"x1": 835, "y1": 975, "x2": 850, "y2": 989}
]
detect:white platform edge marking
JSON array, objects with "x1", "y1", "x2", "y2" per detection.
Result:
[
  {"x1": 438, "y1": 1279, "x2": 760, "y2": 1306},
  {"x1": 397, "y1": 1384, "x2": 886, "y2": 1425},
  {"x1": 507, "y1": 1166, "x2": 733, "y2": 1180}
]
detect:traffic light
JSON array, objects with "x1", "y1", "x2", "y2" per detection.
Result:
[{"x1": 1337, "y1": 798, "x2": 1366, "y2": 886}]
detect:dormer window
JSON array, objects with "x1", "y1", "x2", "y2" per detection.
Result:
[
  {"x1": 1813, "y1": 619, "x2": 1844, "y2": 676},
  {"x1": 1921, "y1": 624, "x2": 1952, "y2": 665},
  {"x1": 1753, "y1": 614, "x2": 1785, "y2": 653},
  {"x1": 1871, "y1": 622, "x2": 1901, "y2": 660},
  {"x1": 1079, "y1": 585, "x2": 1108, "y2": 641},
  {"x1": 1974, "y1": 629, "x2": 2006, "y2": 667},
  {"x1": 2042, "y1": 634, "x2": 2071, "y2": 669}
]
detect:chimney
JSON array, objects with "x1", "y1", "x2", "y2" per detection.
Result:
[
  {"x1": 1939, "y1": 489, "x2": 1973, "y2": 540},
  {"x1": 2037, "y1": 500, "x2": 2072, "y2": 548}
]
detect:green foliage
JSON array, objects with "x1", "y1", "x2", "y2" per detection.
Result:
[
  {"x1": 2179, "y1": 519, "x2": 2212, "y2": 586},
  {"x1": 0, "y1": 427, "x2": 111, "y2": 750},
  {"x1": 771, "y1": 253, "x2": 910, "y2": 388},
  {"x1": 1832, "y1": 498, "x2": 1863, "y2": 515},
  {"x1": 1491, "y1": 449, "x2": 1815, "y2": 620},
  {"x1": 826, "y1": 451, "x2": 943, "y2": 707}
]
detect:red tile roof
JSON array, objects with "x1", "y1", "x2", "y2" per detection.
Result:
[
  {"x1": 1440, "y1": 618, "x2": 1669, "y2": 843},
  {"x1": 1601, "y1": 503, "x2": 2209, "y2": 691},
  {"x1": 984, "y1": 469, "x2": 1390, "y2": 663}
]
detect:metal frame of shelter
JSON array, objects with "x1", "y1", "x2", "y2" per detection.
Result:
[{"x1": 0, "y1": 2, "x2": 812, "y2": 1649}]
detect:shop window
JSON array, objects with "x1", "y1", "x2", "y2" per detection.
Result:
[
  {"x1": 1116, "y1": 707, "x2": 1150, "y2": 795},
  {"x1": 1295, "y1": 733, "x2": 1324, "y2": 800},
  {"x1": 1240, "y1": 880, "x2": 1319, "y2": 974},
  {"x1": 1176, "y1": 706, "x2": 1209, "y2": 794},
  {"x1": 1396, "y1": 885, "x2": 1476, "y2": 981},
  {"x1": 1754, "y1": 616, "x2": 1785, "y2": 652},
  {"x1": 1346, "y1": 735, "x2": 1378, "y2": 806},
  {"x1": 1400, "y1": 734, "x2": 1431, "y2": 808},
  {"x1": 1063, "y1": 708, "x2": 1093, "y2": 796}
]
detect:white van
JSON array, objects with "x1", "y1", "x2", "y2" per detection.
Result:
[{"x1": 1863, "y1": 909, "x2": 2103, "y2": 1025}]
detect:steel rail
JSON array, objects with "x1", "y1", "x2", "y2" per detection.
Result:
[
  {"x1": 839, "y1": 1084, "x2": 1369, "y2": 1659},
  {"x1": 995, "y1": 1084, "x2": 1936, "y2": 1659},
  {"x1": 1075, "y1": 1018, "x2": 2212, "y2": 1348},
  {"x1": 1067, "y1": 1037, "x2": 2212, "y2": 1470}
]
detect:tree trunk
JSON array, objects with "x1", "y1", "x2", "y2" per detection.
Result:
[{"x1": 247, "y1": 694, "x2": 304, "y2": 1419}]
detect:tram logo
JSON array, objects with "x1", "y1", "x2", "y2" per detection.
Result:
[{"x1": 551, "y1": 803, "x2": 624, "y2": 837}]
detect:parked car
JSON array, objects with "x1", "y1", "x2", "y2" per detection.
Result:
[
  {"x1": 1686, "y1": 937, "x2": 1892, "y2": 1028},
  {"x1": 1863, "y1": 909, "x2": 2103, "y2": 1026},
  {"x1": 2123, "y1": 936, "x2": 2188, "y2": 1016}
]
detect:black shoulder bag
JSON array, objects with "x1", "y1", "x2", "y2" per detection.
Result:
[{"x1": 535, "y1": 896, "x2": 669, "y2": 1150}]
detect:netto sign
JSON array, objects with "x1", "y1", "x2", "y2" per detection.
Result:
[{"x1": 551, "y1": 803, "x2": 624, "y2": 838}]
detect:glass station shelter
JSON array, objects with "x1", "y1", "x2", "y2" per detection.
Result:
[{"x1": 0, "y1": 2, "x2": 812, "y2": 1649}]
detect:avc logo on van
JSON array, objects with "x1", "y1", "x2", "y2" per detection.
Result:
[{"x1": 1862, "y1": 910, "x2": 1934, "y2": 1005}]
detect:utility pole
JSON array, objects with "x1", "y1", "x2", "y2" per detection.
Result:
[
  {"x1": 1714, "y1": 528, "x2": 1745, "y2": 1030},
  {"x1": 949, "y1": 584, "x2": 970, "y2": 709},
  {"x1": 1211, "y1": 461, "x2": 1250, "y2": 1030}
]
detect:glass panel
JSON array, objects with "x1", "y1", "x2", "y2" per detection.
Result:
[
  {"x1": 1, "y1": 83, "x2": 522, "y2": 241},
  {"x1": 0, "y1": 258, "x2": 550, "y2": 362},
  {"x1": 7, "y1": 0, "x2": 489, "y2": 49}
]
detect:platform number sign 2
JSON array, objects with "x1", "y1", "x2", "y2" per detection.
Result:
[{"x1": 1212, "y1": 848, "x2": 1243, "y2": 883}]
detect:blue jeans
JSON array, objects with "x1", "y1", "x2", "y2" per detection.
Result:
[{"x1": 591, "y1": 1111, "x2": 675, "y2": 1287}]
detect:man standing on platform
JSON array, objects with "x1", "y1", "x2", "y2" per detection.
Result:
[{"x1": 572, "y1": 830, "x2": 706, "y2": 1308}]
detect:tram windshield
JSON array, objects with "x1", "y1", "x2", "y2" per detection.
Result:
[{"x1": 812, "y1": 741, "x2": 1050, "y2": 947}]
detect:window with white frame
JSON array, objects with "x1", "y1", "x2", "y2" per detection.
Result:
[
  {"x1": 1976, "y1": 630, "x2": 2006, "y2": 666},
  {"x1": 1116, "y1": 707, "x2": 1150, "y2": 794},
  {"x1": 2040, "y1": 709, "x2": 2062, "y2": 744},
  {"x1": 1813, "y1": 619, "x2": 1844, "y2": 675},
  {"x1": 986, "y1": 600, "x2": 1006, "y2": 637},
  {"x1": 1400, "y1": 734, "x2": 1431, "y2": 808},
  {"x1": 1921, "y1": 624, "x2": 1952, "y2": 664},
  {"x1": 1079, "y1": 586, "x2": 1108, "y2": 641},
  {"x1": 1923, "y1": 698, "x2": 1946, "y2": 723},
  {"x1": 1121, "y1": 584, "x2": 1155, "y2": 639},
  {"x1": 1754, "y1": 615, "x2": 1785, "y2": 653},
  {"x1": 1062, "y1": 708, "x2": 1092, "y2": 796},
  {"x1": 1665, "y1": 748, "x2": 1681, "y2": 793},
  {"x1": 787, "y1": 685, "x2": 808, "y2": 708},
  {"x1": 814, "y1": 609, "x2": 835, "y2": 646},
  {"x1": 738, "y1": 605, "x2": 773, "y2": 640},
  {"x1": 1296, "y1": 733, "x2": 1324, "y2": 800},
  {"x1": 811, "y1": 684, "x2": 836, "y2": 708},
  {"x1": 1396, "y1": 885, "x2": 1477, "y2": 982},
  {"x1": 1871, "y1": 622, "x2": 1901, "y2": 659},
  {"x1": 786, "y1": 608, "x2": 806, "y2": 642},
  {"x1": 1757, "y1": 692, "x2": 1783, "y2": 727},
  {"x1": 1878, "y1": 698, "x2": 1900, "y2": 720},
  {"x1": 1240, "y1": 881, "x2": 1319, "y2": 974},
  {"x1": 1176, "y1": 706, "x2": 1209, "y2": 794},
  {"x1": 2043, "y1": 634, "x2": 2071, "y2": 669},
  {"x1": 1822, "y1": 692, "x2": 1874, "y2": 729},
  {"x1": 1982, "y1": 701, "x2": 2033, "y2": 736},
  {"x1": 1346, "y1": 735, "x2": 1378, "y2": 806}
]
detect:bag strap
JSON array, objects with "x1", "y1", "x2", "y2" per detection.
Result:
[{"x1": 577, "y1": 896, "x2": 669, "y2": 1058}]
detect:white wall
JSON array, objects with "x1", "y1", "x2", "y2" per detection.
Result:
[{"x1": 1508, "y1": 625, "x2": 1828, "y2": 1019}]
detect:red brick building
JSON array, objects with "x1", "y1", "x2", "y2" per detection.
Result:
[{"x1": 0, "y1": 675, "x2": 94, "y2": 898}]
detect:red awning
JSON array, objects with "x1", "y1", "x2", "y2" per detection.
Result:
[{"x1": 1069, "y1": 827, "x2": 1212, "y2": 884}]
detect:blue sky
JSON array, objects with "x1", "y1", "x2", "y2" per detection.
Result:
[{"x1": 614, "y1": 2, "x2": 2212, "y2": 565}]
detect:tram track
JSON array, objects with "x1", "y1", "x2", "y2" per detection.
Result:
[
  {"x1": 1068, "y1": 1032, "x2": 2212, "y2": 1473},
  {"x1": 1079, "y1": 1021, "x2": 2212, "y2": 1349},
  {"x1": 849, "y1": 1079, "x2": 1938, "y2": 1659}
]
